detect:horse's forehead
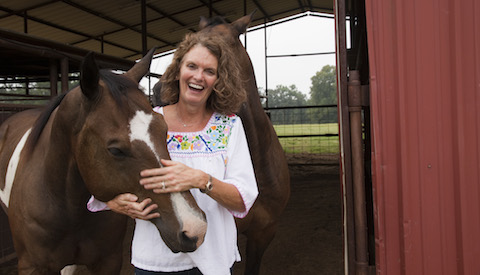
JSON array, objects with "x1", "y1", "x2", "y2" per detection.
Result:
[
  {"x1": 97, "y1": 84, "x2": 149, "y2": 114},
  {"x1": 128, "y1": 110, "x2": 161, "y2": 164},
  {"x1": 204, "y1": 24, "x2": 235, "y2": 38}
]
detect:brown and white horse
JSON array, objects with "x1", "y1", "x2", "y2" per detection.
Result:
[
  {"x1": 0, "y1": 50, "x2": 206, "y2": 274},
  {"x1": 197, "y1": 14, "x2": 291, "y2": 275}
]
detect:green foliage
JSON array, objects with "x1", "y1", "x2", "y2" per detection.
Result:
[
  {"x1": 266, "y1": 84, "x2": 306, "y2": 125},
  {"x1": 309, "y1": 65, "x2": 337, "y2": 105},
  {"x1": 267, "y1": 84, "x2": 307, "y2": 107},
  {"x1": 308, "y1": 65, "x2": 338, "y2": 123}
]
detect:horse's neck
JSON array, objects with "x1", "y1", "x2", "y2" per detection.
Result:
[
  {"x1": 240, "y1": 63, "x2": 275, "y2": 144},
  {"x1": 40, "y1": 94, "x2": 90, "y2": 203}
]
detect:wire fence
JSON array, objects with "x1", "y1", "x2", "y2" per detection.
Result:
[{"x1": 267, "y1": 105, "x2": 339, "y2": 155}]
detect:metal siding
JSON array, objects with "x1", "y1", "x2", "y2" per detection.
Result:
[{"x1": 365, "y1": 0, "x2": 480, "y2": 274}]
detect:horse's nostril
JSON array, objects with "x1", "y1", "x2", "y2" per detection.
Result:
[
  {"x1": 181, "y1": 230, "x2": 198, "y2": 243},
  {"x1": 180, "y1": 231, "x2": 199, "y2": 252}
]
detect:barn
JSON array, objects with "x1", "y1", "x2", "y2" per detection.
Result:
[
  {"x1": 0, "y1": 0, "x2": 479, "y2": 274},
  {"x1": 361, "y1": 0, "x2": 480, "y2": 274}
]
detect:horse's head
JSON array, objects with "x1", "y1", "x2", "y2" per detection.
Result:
[
  {"x1": 73, "y1": 50, "x2": 206, "y2": 252},
  {"x1": 198, "y1": 13, "x2": 254, "y2": 69},
  {"x1": 196, "y1": 13, "x2": 260, "y2": 108}
]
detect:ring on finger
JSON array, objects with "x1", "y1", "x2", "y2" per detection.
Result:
[{"x1": 162, "y1": 181, "x2": 166, "y2": 190}]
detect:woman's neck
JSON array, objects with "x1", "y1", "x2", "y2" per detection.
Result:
[{"x1": 165, "y1": 103, "x2": 213, "y2": 132}]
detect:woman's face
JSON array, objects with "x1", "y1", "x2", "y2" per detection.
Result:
[{"x1": 178, "y1": 44, "x2": 218, "y2": 108}]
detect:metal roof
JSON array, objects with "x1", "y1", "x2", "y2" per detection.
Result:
[{"x1": 0, "y1": 0, "x2": 333, "y2": 61}]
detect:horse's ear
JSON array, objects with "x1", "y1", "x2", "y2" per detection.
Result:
[
  {"x1": 231, "y1": 11, "x2": 256, "y2": 36},
  {"x1": 124, "y1": 47, "x2": 156, "y2": 83},
  {"x1": 198, "y1": 16, "x2": 210, "y2": 30},
  {"x1": 80, "y1": 52, "x2": 100, "y2": 100}
]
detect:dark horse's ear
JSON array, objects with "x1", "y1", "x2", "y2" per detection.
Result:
[
  {"x1": 198, "y1": 16, "x2": 210, "y2": 30},
  {"x1": 231, "y1": 11, "x2": 256, "y2": 36},
  {"x1": 80, "y1": 52, "x2": 100, "y2": 100},
  {"x1": 152, "y1": 80, "x2": 167, "y2": 107}
]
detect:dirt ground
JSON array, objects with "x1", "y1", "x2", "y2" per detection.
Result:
[
  {"x1": 0, "y1": 154, "x2": 344, "y2": 275},
  {"x1": 232, "y1": 154, "x2": 343, "y2": 275}
]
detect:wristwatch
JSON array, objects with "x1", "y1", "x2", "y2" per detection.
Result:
[{"x1": 200, "y1": 174, "x2": 213, "y2": 194}]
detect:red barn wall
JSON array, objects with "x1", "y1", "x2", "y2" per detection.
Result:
[{"x1": 364, "y1": 0, "x2": 480, "y2": 274}]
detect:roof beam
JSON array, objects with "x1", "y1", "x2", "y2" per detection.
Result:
[
  {"x1": 297, "y1": 0, "x2": 306, "y2": 12},
  {"x1": 196, "y1": 0, "x2": 225, "y2": 18},
  {"x1": 146, "y1": 3, "x2": 196, "y2": 33},
  {"x1": 251, "y1": 0, "x2": 272, "y2": 22},
  {"x1": 0, "y1": 0, "x2": 59, "y2": 20},
  {"x1": 0, "y1": 5, "x2": 139, "y2": 56},
  {"x1": 60, "y1": 0, "x2": 174, "y2": 47}
]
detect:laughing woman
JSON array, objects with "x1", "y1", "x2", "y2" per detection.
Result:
[{"x1": 91, "y1": 32, "x2": 258, "y2": 275}]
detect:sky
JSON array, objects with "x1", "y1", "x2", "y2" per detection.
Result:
[{"x1": 143, "y1": 12, "x2": 337, "y2": 97}]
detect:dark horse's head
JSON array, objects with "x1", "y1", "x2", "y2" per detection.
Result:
[
  {"x1": 53, "y1": 50, "x2": 206, "y2": 252},
  {"x1": 197, "y1": 13, "x2": 254, "y2": 69}
]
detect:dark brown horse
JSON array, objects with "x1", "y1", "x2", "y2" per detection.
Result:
[
  {"x1": 197, "y1": 14, "x2": 291, "y2": 275},
  {"x1": 0, "y1": 50, "x2": 207, "y2": 274}
]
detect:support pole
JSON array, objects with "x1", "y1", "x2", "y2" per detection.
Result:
[
  {"x1": 61, "y1": 57, "x2": 69, "y2": 94},
  {"x1": 348, "y1": 70, "x2": 368, "y2": 275},
  {"x1": 49, "y1": 59, "x2": 58, "y2": 97},
  {"x1": 141, "y1": 0, "x2": 147, "y2": 56},
  {"x1": 264, "y1": 19, "x2": 268, "y2": 109}
]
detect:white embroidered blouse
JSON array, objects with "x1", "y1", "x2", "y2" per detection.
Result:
[{"x1": 90, "y1": 107, "x2": 258, "y2": 275}]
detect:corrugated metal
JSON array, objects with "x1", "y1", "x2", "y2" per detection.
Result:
[
  {"x1": 365, "y1": 0, "x2": 480, "y2": 274},
  {"x1": 0, "y1": 0, "x2": 334, "y2": 60}
]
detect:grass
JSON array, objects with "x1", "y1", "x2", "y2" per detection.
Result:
[{"x1": 273, "y1": 123, "x2": 340, "y2": 154}]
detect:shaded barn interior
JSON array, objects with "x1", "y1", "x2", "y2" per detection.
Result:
[{"x1": 0, "y1": 1, "x2": 350, "y2": 274}]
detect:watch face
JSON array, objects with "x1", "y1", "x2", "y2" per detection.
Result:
[
  {"x1": 206, "y1": 181, "x2": 213, "y2": 191},
  {"x1": 201, "y1": 175, "x2": 213, "y2": 193}
]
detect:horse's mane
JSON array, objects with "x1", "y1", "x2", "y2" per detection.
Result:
[{"x1": 25, "y1": 70, "x2": 138, "y2": 153}]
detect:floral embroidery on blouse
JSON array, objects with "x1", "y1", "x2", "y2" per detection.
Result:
[{"x1": 167, "y1": 113, "x2": 237, "y2": 157}]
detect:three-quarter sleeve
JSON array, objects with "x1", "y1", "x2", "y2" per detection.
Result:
[{"x1": 223, "y1": 117, "x2": 258, "y2": 218}]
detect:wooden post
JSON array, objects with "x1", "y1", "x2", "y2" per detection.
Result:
[{"x1": 49, "y1": 59, "x2": 58, "y2": 97}]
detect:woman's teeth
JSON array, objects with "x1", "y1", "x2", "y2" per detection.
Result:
[{"x1": 189, "y1": 83, "x2": 204, "y2": 90}]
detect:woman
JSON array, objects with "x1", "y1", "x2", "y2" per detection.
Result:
[{"x1": 90, "y1": 32, "x2": 258, "y2": 274}]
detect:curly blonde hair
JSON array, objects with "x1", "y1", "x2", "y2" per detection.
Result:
[{"x1": 160, "y1": 32, "x2": 247, "y2": 114}]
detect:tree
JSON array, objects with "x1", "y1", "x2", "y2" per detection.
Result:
[
  {"x1": 267, "y1": 84, "x2": 306, "y2": 107},
  {"x1": 267, "y1": 84, "x2": 307, "y2": 124},
  {"x1": 308, "y1": 65, "x2": 338, "y2": 123},
  {"x1": 309, "y1": 65, "x2": 337, "y2": 105}
]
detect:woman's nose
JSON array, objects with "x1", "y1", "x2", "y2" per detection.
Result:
[{"x1": 192, "y1": 70, "x2": 203, "y2": 81}]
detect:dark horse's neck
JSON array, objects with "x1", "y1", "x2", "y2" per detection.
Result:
[{"x1": 237, "y1": 49, "x2": 276, "y2": 153}]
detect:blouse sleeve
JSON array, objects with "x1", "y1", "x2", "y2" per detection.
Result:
[
  {"x1": 87, "y1": 196, "x2": 110, "y2": 212},
  {"x1": 223, "y1": 116, "x2": 258, "y2": 218}
]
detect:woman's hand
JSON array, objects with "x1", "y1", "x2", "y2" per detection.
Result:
[
  {"x1": 107, "y1": 193, "x2": 160, "y2": 220},
  {"x1": 140, "y1": 159, "x2": 246, "y2": 212},
  {"x1": 140, "y1": 159, "x2": 207, "y2": 193}
]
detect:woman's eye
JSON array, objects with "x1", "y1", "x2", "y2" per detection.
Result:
[{"x1": 108, "y1": 147, "x2": 126, "y2": 157}]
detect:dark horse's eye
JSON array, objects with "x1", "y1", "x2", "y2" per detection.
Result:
[{"x1": 108, "y1": 147, "x2": 126, "y2": 157}]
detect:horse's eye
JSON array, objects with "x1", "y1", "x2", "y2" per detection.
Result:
[{"x1": 108, "y1": 147, "x2": 126, "y2": 157}]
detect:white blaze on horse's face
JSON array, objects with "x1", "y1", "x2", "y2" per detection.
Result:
[
  {"x1": 128, "y1": 110, "x2": 161, "y2": 164},
  {"x1": 128, "y1": 110, "x2": 207, "y2": 244}
]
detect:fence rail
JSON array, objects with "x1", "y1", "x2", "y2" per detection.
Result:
[{"x1": 266, "y1": 105, "x2": 339, "y2": 155}]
